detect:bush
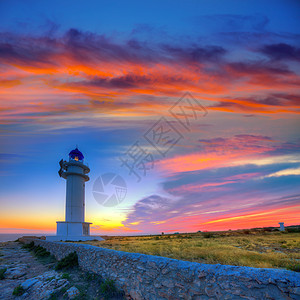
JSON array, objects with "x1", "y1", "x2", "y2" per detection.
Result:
[
  {"x1": 33, "y1": 246, "x2": 50, "y2": 257},
  {"x1": 100, "y1": 279, "x2": 117, "y2": 297},
  {"x1": 61, "y1": 273, "x2": 70, "y2": 280},
  {"x1": 202, "y1": 232, "x2": 214, "y2": 239},
  {"x1": 22, "y1": 242, "x2": 50, "y2": 257},
  {"x1": 48, "y1": 286, "x2": 68, "y2": 299},
  {"x1": 22, "y1": 241, "x2": 35, "y2": 250},
  {"x1": 288, "y1": 264, "x2": 300, "y2": 272},
  {"x1": 0, "y1": 268, "x2": 7, "y2": 280},
  {"x1": 85, "y1": 272, "x2": 98, "y2": 281},
  {"x1": 286, "y1": 227, "x2": 300, "y2": 233},
  {"x1": 12, "y1": 285, "x2": 25, "y2": 296},
  {"x1": 55, "y1": 252, "x2": 78, "y2": 270}
]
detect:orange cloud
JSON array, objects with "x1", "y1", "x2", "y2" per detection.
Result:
[
  {"x1": 1, "y1": 31, "x2": 300, "y2": 129},
  {"x1": 198, "y1": 205, "x2": 300, "y2": 231},
  {"x1": 157, "y1": 135, "x2": 280, "y2": 174}
]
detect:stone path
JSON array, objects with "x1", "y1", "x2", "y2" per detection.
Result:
[
  {"x1": 0, "y1": 241, "x2": 126, "y2": 300},
  {"x1": 0, "y1": 242, "x2": 70, "y2": 300}
]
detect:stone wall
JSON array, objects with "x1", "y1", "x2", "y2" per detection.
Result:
[{"x1": 24, "y1": 239, "x2": 300, "y2": 299}]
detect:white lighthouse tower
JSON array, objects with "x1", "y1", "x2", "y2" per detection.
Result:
[{"x1": 46, "y1": 148, "x2": 103, "y2": 241}]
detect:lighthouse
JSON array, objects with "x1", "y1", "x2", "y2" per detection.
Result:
[{"x1": 46, "y1": 148, "x2": 103, "y2": 241}]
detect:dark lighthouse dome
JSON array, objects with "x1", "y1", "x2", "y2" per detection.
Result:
[{"x1": 69, "y1": 147, "x2": 84, "y2": 161}]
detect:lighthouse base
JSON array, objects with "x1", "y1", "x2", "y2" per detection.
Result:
[
  {"x1": 46, "y1": 221, "x2": 104, "y2": 242},
  {"x1": 46, "y1": 235, "x2": 104, "y2": 241}
]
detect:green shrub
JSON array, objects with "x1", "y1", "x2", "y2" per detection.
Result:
[
  {"x1": 12, "y1": 285, "x2": 25, "y2": 296},
  {"x1": 46, "y1": 276, "x2": 55, "y2": 282},
  {"x1": 202, "y1": 232, "x2": 214, "y2": 239},
  {"x1": 61, "y1": 273, "x2": 70, "y2": 280},
  {"x1": 100, "y1": 279, "x2": 117, "y2": 297},
  {"x1": 55, "y1": 252, "x2": 78, "y2": 270},
  {"x1": 22, "y1": 242, "x2": 50, "y2": 257},
  {"x1": 33, "y1": 246, "x2": 50, "y2": 257},
  {"x1": 22, "y1": 242, "x2": 55, "y2": 265},
  {"x1": 286, "y1": 228, "x2": 300, "y2": 233},
  {"x1": 48, "y1": 286, "x2": 68, "y2": 300},
  {"x1": 288, "y1": 264, "x2": 300, "y2": 272},
  {"x1": 73, "y1": 285, "x2": 88, "y2": 299},
  {"x1": 22, "y1": 241, "x2": 35, "y2": 250},
  {"x1": 0, "y1": 268, "x2": 7, "y2": 280},
  {"x1": 85, "y1": 272, "x2": 98, "y2": 281}
]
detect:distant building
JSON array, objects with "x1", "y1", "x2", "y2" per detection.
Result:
[
  {"x1": 279, "y1": 222, "x2": 285, "y2": 231},
  {"x1": 46, "y1": 148, "x2": 103, "y2": 242},
  {"x1": 174, "y1": 232, "x2": 180, "y2": 234}
]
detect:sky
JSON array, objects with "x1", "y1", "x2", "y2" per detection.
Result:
[{"x1": 0, "y1": 0, "x2": 300, "y2": 235}]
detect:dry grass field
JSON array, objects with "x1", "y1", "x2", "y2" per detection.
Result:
[{"x1": 78, "y1": 228, "x2": 300, "y2": 271}]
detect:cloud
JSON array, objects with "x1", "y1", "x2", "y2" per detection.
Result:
[
  {"x1": 209, "y1": 92, "x2": 300, "y2": 114},
  {"x1": 157, "y1": 134, "x2": 300, "y2": 176},
  {"x1": 227, "y1": 61, "x2": 291, "y2": 75},
  {"x1": 161, "y1": 44, "x2": 226, "y2": 63},
  {"x1": 158, "y1": 134, "x2": 278, "y2": 174},
  {"x1": 124, "y1": 137, "x2": 298, "y2": 227},
  {"x1": 0, "y1": 153, "x2": 26, "y2": 163},
  {"x1": 263, "y1": 167, "x2": 300, "y2": 178},
  {"x1": 194, "y1": 14, "x2": 270, "y2": 32},
  {"x1": 123, "y1": 195, "x2": 179, "y2": 229},
  {"x1": 123, "y1": 187, "x2": 300, "y2": 232},
  {"x1": 1, "y1": 26, "x2": 300, "y2": 131},
  {"x1": 260, "y1": 43, "x2": 300, "y2": 62}
]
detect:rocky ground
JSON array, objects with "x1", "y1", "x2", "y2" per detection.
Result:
[{"x1": 0, "y1": 241, "x2": 126, "y2": 300}]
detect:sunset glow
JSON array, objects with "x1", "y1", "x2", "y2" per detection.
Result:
[{"x1": 0, "y1": 0, "x2": 299, "y2": 235}]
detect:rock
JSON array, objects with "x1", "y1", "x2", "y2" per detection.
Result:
[
  {"x1": 146, "y1": 270, "x2": 157, "y2": 278},
  {"x1": 161, "y1": 267, "x2": 170, "y2": 275},
  {"x1": 36, "y1": 270, "x2": 59, "y2": 281},
  {"x1": 175, "y1": 282, "x2": 185, "y2": 289},
  {"x1": 292, "y1": 287, "x2": 300, "y2": 295},
  {"x1": 129, "y1": 289, "x2": 143, "y2": 300},
  {"x1": 198, "y1": 271, "x2": 206, "y2": 278},
  {"x1": 66, "y1": 286, "x2": 80, "y2": 299},
  {"x1": 15, "y1": 271, "x2": 69, "y2": 300},
  {"x1": 4, "y1": 266, "x2": 27, "y2": 279},
  {"x1": 161, "y1": 279, "x2": 174, "y2": 288},
  {"x1": 205, "y1": 285, "x2": 218, "y2": 297},
  {"x1": 154, "y1": 282, "x2": 161, "y2": 288},
  {"x1": 19, "y1": 292, "x2": 29, "y2": 299},
  {"x1": 21, "y1": 278, "x2": 39, "y2": 290},
  {"x1": 56, "y1": 278, "x2": 68, "y2": 288},
  {"x1": 136, "y1": 265, "x2": 146, "y2": 271}
]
